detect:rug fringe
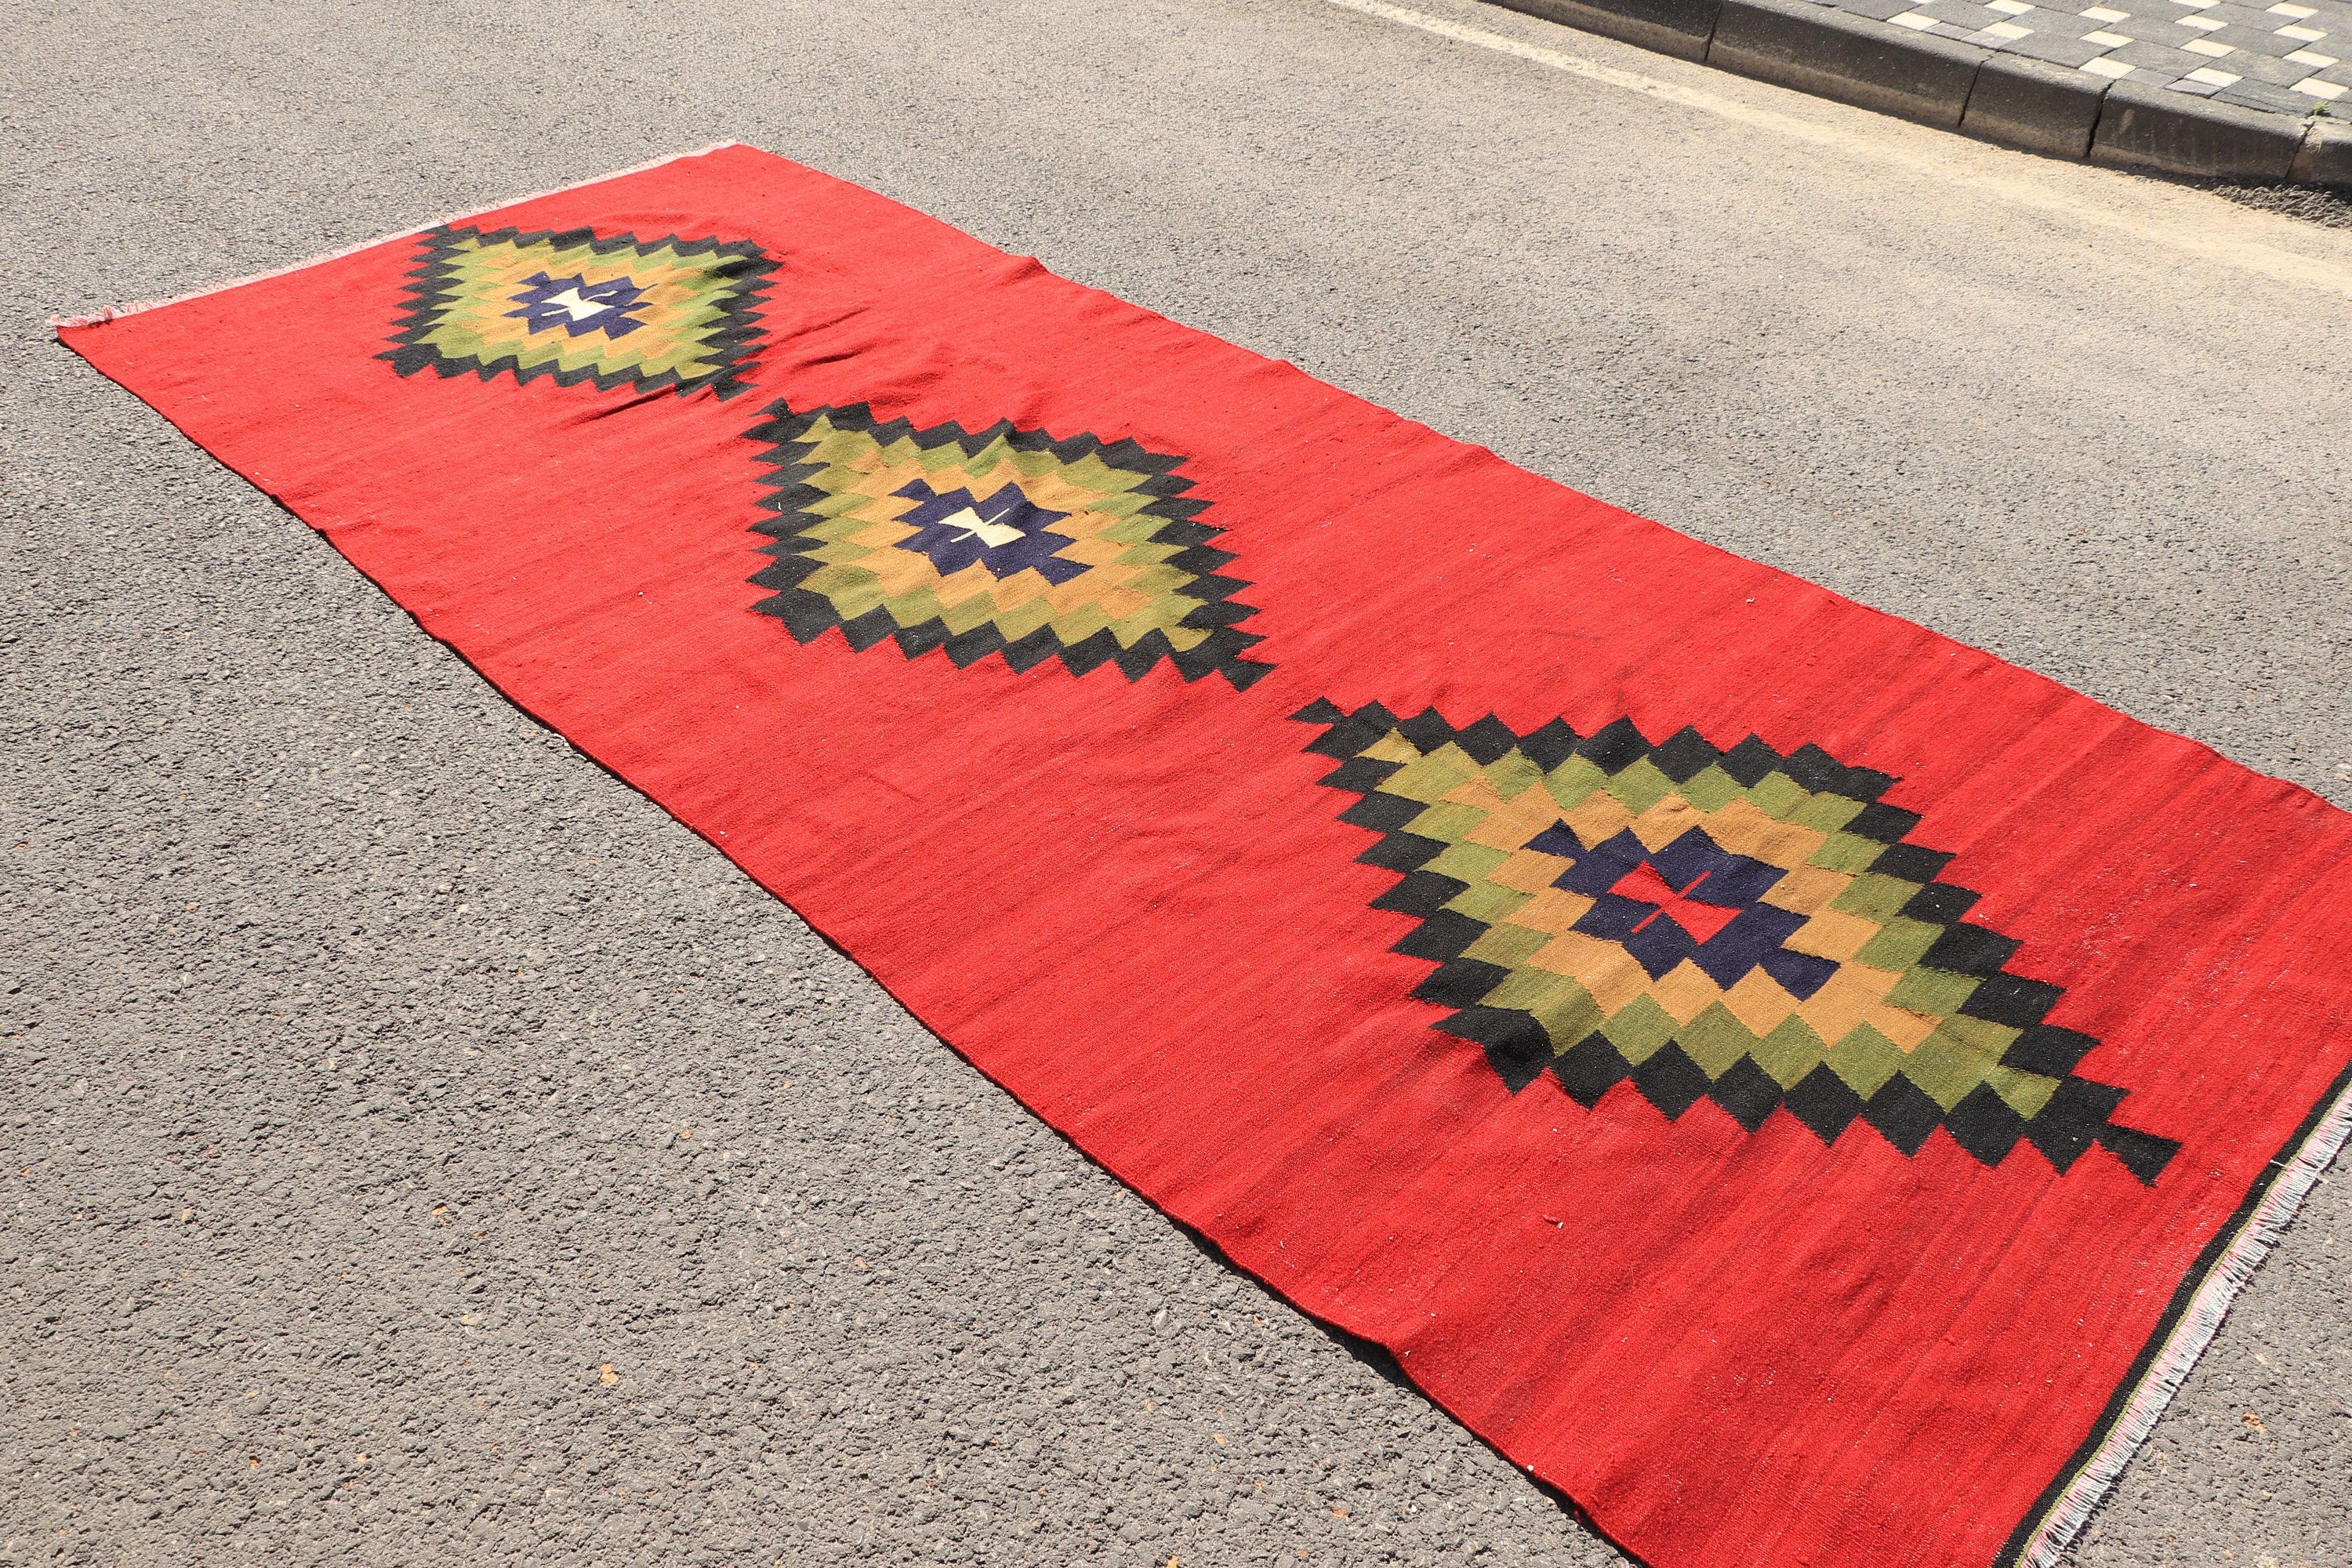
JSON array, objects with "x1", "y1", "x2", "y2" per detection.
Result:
[
  {"x1": 2015, "y1": 1065, "x2": 2352, "y2": 1566},
  {"x1": 47, "y1": 140, "x2": 756, "y2": 329}
]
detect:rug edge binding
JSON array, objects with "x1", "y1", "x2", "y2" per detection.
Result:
[
  {"x1": 45, "y1": 140, "x2": 756, "y2": 330},
  {"x1": 2013, "y1": 1058, "x2": 2352, "y2": 1567}
]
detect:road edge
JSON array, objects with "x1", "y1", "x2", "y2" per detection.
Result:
[{"x1": 1487, "y1": 0, "x2": 2352, "y2": 186}]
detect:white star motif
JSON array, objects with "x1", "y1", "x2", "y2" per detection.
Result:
[
  {"x1": 935, "y1": 506, "x2": 1025, "y2": 549},
  {"x1": 539, "y1": 285, "x2": 616, "y2": 322}
]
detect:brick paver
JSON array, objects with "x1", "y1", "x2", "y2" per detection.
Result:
[{"x1": 1819, "y1": 0, "x2": 2350, "y2": 114}]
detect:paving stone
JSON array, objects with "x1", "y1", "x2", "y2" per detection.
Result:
[
  {"x1": 2205, "y1": 3, "x2": 2288, "y2": 25},
  {"x1": 1514, "y1": 0, "x2": 2350, "y2": 162},
  {"x1": 1773, "y1": 0, "x2": 2349, "y2": 110},
  {"x1": 1921, "y1": 0, "x2": 2010, "y2": 22},
  {"x1": 2019, "y1": 12, "x2": 2113, "y2": 39},
  {"x1": 2232, "y1": 49, "x2": 2325, "y2": 79},
  {"x1": 2219, "y1": 72, "x2": 2330, "y2": 100},
  {"x1": 2109, "y1": 36, "x2": 2204, "y2": 61},
  {"x1": 1998, "y1": 27, "x2": 2119, "y2": 60},
  {"x1": 2216, "y1": 27, "x2": 2314, "y2": 53},
  {"x1": 2113, "y1": 13, "x2": 2202, "y2": 38}
]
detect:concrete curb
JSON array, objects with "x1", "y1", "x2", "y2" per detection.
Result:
[
  {"x1": 1962, "y1": 56, "x2": 2105, "y2": 161},
  {"x1": 1484, "y1": 0, "x2": 2347, "y2": 187},
  {"x1": 2295, "y1": 117, "x2": 2352, "y2": 184},
  {"x1": 2092, "y1": 80, "x2": 2307, "y2": 181},
  {"x1": 1497, "y1": 0, "x2": 1715, "y2": 59},
  {"x1": 1710, "y1": 0, "x2": 1984, "y2": 126}
]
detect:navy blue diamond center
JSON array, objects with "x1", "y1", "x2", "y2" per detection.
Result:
[
  {"x1": 506, "y1": 271, "x2": 648, "y2": 338},
  {"x1": 1522, "y1": 821, "x2": 1838, "y2": 998},
  {"x1": 892, "y1": 478, "x2": 1088, "y2": 585}
]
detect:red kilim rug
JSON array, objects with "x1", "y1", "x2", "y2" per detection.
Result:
[{"x1": 60, "y1": 144, "x2": 2352, "y2": 1568}]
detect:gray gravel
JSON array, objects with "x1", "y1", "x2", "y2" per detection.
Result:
[
  {"x1": 4, "y1": 1, "x2": 2349, "y2": 1565},
  {"x1": 2221, "y1": 181, "x2": 2352, "y2": 229}
]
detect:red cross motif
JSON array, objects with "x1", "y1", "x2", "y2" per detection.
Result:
[{"x1": 1607, "y1": 861, "x2": 1741, "y2": 944}]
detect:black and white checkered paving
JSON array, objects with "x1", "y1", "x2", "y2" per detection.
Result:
[{"x1": 1809, "y1": 0, "x2": 2349, "y2": 116}]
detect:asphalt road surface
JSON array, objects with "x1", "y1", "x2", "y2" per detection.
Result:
[{"x1": 5, "y1": 1, "x2": 2349, "y2": 1564}]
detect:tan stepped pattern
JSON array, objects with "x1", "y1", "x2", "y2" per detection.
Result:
[
  {"x1": 1297, "y1": 698, "x2": 2179, "y2": 1182},
  {"x1": 382, "y1": 224, "x2": 776, "y2": 397},
  {"x1": 746, "y1": 402, "x2": 1267, "y2": 688}
]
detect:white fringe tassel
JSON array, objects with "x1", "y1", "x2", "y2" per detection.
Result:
[
  {"x1": 2017, "y1": 1069, "x2": 2352, "y2": 1566},
  {"x1": 49, "y1": 140, "x2": 754, "y2": 329}
]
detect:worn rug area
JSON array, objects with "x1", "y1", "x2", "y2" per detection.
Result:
[{"x1": 58, "y1": 143, "x2": 2352, "y2": 1568}]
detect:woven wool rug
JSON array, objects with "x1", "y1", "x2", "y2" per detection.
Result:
[{"x1": 60, "y1": 143, "x2": 2352, "y2": 1568}]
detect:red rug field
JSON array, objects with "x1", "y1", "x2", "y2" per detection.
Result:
[{"x1": 60, "y1": 143, "x2": 2352, "y2": 1568}]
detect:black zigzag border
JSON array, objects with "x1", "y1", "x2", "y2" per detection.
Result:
[
  {"x1": 379, "y1": 224, "x2": 778, "y2": 400},
  {"x1": 745, "y1": 401, "x2": 1270, "y2": 690},
  {"x1": 1294, "y1": 697, "x2": 2180, "y2": 1185}
]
